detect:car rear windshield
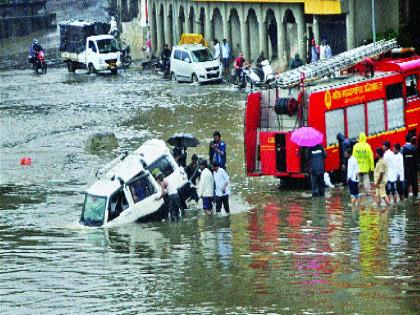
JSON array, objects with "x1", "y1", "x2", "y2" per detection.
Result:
[
  {"x1": 191, "y1": 49, "x2": 214, "y2": 62},
  {"x1": 97, "y1": 38, "x2": 120, "y2": 53}
]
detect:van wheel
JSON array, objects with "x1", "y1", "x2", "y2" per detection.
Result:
[
  {"x1": 88, "y1": 63, "x2": 96, "y2": 74},
  {"x1": 192, "y1": 73, "x2": 198, "y2": 83}
]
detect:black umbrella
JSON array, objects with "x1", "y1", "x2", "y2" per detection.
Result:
[{"x1": 167, "y1": 133, "x2": 199, "y2": 148}]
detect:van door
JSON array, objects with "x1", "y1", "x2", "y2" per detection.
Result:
[
  {"x1": 172, "y1": 49, "x2": 181, "y2": 79},
  {"x1": 181, "y1": 51, "x2": 191, "y2": 81},
  {"x1": 127, "y1": 174, "x2": 162, "y2": 219}
]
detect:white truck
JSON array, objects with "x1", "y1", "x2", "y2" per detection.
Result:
[{"x1": 59, "y1": 20, "x2": 121, "y2": 74}]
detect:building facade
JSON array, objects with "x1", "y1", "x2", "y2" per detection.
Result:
[{"x1": 114, "y1": 0, "x2": 402, "y2": 68}]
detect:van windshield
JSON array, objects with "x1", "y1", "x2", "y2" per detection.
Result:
[
  {"x1": 81, "y1": 194, "x2": 107, "y2": 226},
  {"x1": 191, "y1": 49, "x2": 214, "y2": 62},
  {"x1": 97, "y1": 38, "x2": 120, "y2": 53}
]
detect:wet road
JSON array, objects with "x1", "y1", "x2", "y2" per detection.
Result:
[{"x1": 1, "y1": 41, "x2": 420, "y2": 314}]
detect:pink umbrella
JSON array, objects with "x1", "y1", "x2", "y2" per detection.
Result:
[{"x1": 291, "y1": 127, "x2": 323, "y2": 147}]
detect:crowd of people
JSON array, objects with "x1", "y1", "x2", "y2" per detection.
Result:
[
  {"x1": 156, "y1": 131, "x2": 230, "y2": 222},
  {"x1": 310, "y1": 131, "x2": 418, "y2": 207}
]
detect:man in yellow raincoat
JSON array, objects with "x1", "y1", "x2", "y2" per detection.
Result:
[{"x1": 353, "y1": 132, "x2": 374, "y2": 194}]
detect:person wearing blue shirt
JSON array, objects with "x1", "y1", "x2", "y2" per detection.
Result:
[{"x1": 209, "y1": 131, "x2": 227, "y2": 169}]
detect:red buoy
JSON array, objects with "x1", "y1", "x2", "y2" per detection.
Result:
[{"x1": 20, "y1": 157, "x2": 32, "y2": 166}]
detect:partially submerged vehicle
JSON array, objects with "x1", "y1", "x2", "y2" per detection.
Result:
[{"x1": 80, "y1": 139, "x2": 190, "y2": 227}]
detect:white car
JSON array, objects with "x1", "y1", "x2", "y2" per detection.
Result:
[
  {"x1": 80, "y1": 139, "x2": 190, "y2": 227},
  {"x1": 170, "y1": 44, "x2": 223, "y2": 83}
]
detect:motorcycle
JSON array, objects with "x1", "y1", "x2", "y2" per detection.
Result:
[
  {"x1": 31, "y1": 51, "x2": 47, "y2": 74},
  {"x1": 233, "y1": 60, "x2": 276, "y2": 89},
  {"x1": 160, "y1": 58, "x2": 171, "y2": 79},
  {"x1": 120, "y1": 44, "x2": 132, "y2": 68}
]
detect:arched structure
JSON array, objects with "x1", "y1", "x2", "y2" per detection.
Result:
[
  {"x1": 229, "y1": 8, "x2": 241, "y2": 57},
  {"x1": 147, "y1": 0, "x2": 309, "y2": 70},
  {"x1": 212, "y1": 8, "x2": 223, "y2": 42},
  {"x1": 247, "y1": 9, "x2": 259, "y2": 61}
]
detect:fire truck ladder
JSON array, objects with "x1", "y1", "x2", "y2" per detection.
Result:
[{"x1": 276, "y1": 39, "x2": 398, "y2": 88}]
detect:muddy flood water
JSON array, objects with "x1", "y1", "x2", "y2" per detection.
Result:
[{"x1": 1, "y1": 35, "x2": 420, "y2": 315}]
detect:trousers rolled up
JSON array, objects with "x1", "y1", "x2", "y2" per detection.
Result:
[
  {"x1": 167, "y1": 193, "x2": 180, "y2": 222},
  {"x1": 215, "y1": 195, "x2": 230, "y2": 213}
]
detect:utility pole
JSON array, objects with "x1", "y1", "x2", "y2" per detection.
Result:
[{"x1": 371, "y1": 0, "x2": 376, "y2": 42}]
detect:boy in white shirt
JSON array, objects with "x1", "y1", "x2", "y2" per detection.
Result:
[
  {"x1": 346, "y1": 148, "x2": 359, "y2": 205},
  {"x1": 212, "y1": 161, "x2": 230, "y2": 213},
  {"x1": 393, "y1": 143, "x2": 405, "y2": 201},
  {"x1": 197, "y1": 160, "x2": 214, "y2": 215},
  {"x1": 383, "y1": 141, "x2": 398, "y2": 203}
]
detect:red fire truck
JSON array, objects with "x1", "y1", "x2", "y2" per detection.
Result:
[{"x1": 244, "y1": 40, "x2": 420, "y2": 181}]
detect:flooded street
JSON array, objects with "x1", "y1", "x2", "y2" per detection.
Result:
[{"x1": 1, "y1": 35, "x2": 420, "y2": 315}]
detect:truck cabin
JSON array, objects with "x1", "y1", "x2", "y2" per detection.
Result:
[{"x1": 87, "y1": 36, "x2": 120, "y2": 55}]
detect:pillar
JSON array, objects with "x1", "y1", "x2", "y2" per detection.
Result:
[
  {"x1": 313, "y1": 15, "x2": 320, "y2": 45},
  {"x1": 164, "y1": 6, "x2": 172, "y2": 47},
  {"x1": 295, "y1": 6, "x2": 306, "y2": 65},
  {"x1": 258, "y1": 8, "x2": 267, "y2": 57},
  {"x1": 346, "y1": 0, "x2": 355, "y2": 49},
  {"x1": 150, "y1": 4, "x2": 156, "y2": 54},
  {"x1": 205, "y1": 5, "x2": 212, "y2": 40},
  {"x1": 222, "y1": 5, "x2": 230, "y2": 42},
  {"x1": 239, "y1": 8, "x2": 249, "y2": 60},
  {"x1": 156, "y1": 7, "x2": 163, "y2": 53},
  {"x1": 275, "y1": 9, "x2": 285, "y2": 63}
]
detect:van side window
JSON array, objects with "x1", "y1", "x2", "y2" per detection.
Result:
[
  {"x1": 128, "y1": 174, "x2": 157, "y2": 204},
  {"x1": 147, "y1": 155, "x2": 175, "y2": 177},
  {"x1": 325, "y1": 109, "x2": 344, "y2": 146},
  {"x1": 347, "y1": 104, "x2": 365, "y2": 139},
  {"x1": 88, "y1": 41, "x2": 97, "y2": 53},
  {"x1": 181, "y1": 51, "x2": 190, "y2": 62},
  {"x1": 386, "y1": 83, "x2": 405, "y2": 130},
  {"x1": 405, "y1": 75, "x2": 418, "y2": 97},
  {"x1": 174, "y1": 50, "x2": 182, "y2": 60},
  {"x1": 367, "y1": 99, "x2": 385, "y2": 135},
  {"x1": 108, "y1": 189, "x2": 129, "y2": 221}
]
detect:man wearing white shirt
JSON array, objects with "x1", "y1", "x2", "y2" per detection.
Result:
[
  {"x1": 197, "y1": 160, "x2": 214, "y2": 215},
  {"x1": 213, "y1": 39, "x2": 221, "y2": 61},
  {"x1": 346, "y1": 148, "x2": 359, "y2": 205},
  {"x1": 221, "y1": 39, "x2": 231, "y2": 76},
  {"x1": 383, "y1": 141, "x2": 398, "y2": 203},
  {"x1": 212, "y1": 161, "x2": 230, "y2": 213},
  {"x1": 393, "y1": 143, "x2": 405, "y2": 201}
]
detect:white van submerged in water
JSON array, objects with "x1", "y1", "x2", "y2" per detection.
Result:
[
  {"x1": 170, "y1": 44, "x2": 223, "y2": 83},
  {"x1": 80, "y1": 140, "x2": 191, "y2": 227}
]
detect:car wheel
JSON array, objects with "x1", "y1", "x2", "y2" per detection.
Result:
[{"x1": 192, "y1": 73, "x2": 198, "y2": 83}]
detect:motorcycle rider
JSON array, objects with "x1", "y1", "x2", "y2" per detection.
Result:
[
  {"x1": 289, "y1": 53, "x2": 304, "y2": 70},
  {"x1": 28, "y1": 39, "x2": 44, "y2": 64},
  {"x1": 254, "y1": 51, "x2": 266, "y2": 81},
  {"x1": 109, "y1": 16, "x2": 118, "y2": 37},
  {"x1": 233, "y1": 52, "x2": 247, "y2": 82},
  {"x1": 160, "y1": 44, "x2": 172, "y2": 71}
]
